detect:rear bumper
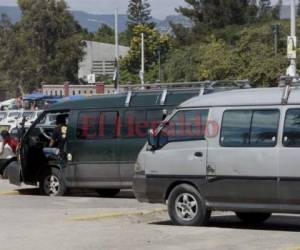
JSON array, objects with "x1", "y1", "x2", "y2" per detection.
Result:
[{"x1": 133, "y1": 174, "x2": 166, "y2": 204}]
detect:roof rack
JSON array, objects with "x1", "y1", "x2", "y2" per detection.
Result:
[
  {"x1": 121, "y1": 80, "x2": 251, "y2": 107},
  {"x1": 278, "y1": 75, "x2": 300, "y2": 87},
  {"x1": 278, "y1": 76, "x2": 300, "y2": 105},
  {"x1": 119, "y1": 80, "x2": 251, "y2": 92}
]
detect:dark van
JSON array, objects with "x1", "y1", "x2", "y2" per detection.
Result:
[{"x1": 6, "y1": 83, "x2": 248, "y2": 196}]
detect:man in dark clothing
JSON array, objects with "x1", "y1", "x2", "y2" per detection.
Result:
[{"x1": 49, "y1": 115, "x2": 68, "y2": 154}]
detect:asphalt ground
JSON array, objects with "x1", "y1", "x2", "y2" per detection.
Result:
[{"x1": 1, "y1": 180, "x2": 300, "y2": 250}]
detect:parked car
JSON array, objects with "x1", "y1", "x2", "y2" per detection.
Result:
[
  {"x1": 0, "y1": 111, "x2": 8, "y2": 122},
  {"x1": 133, "y1": 86, "x2": 300, "y2": 226}
]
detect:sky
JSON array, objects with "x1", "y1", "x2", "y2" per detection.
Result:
[
  {"x1": 0, "y1": 0, "x2": 184, "y2": 19},
  {"x1": 0, "y1": 0, "x2": 290, "y2": 19}
]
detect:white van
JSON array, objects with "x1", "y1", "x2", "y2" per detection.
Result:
[{"x1": 133, "y1": 86, "x2": 300, "y2": 226}]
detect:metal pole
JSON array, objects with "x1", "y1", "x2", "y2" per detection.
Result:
[
  {"x1": 114, "y1": 8, "x2": 120, "y2": 93},
  {"x1": 141, "y1": 33, "x2": 145, "y2": 89},
  {"x1": 290, "y1": 0, "x2": 297, "y2": 76},
  {"x1": 158, "y1": 49, "x2": 161, "y2": 82}
]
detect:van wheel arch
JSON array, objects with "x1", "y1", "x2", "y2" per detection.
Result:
[
  {"x1": 38, "y1": 164, "x2": 62, "y2": 180},
  {"x1": 165, "y1": 181, "x2": 200, "y2": 201},
  {"x1": 39, "y1": 166, "x2": 66, "y2": 196}
]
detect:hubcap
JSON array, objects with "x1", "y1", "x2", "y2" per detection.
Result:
[
  {"x1": 44, "y1": 175, "x2": 60, "y2": 196},
  {"x1": 175, "y1": 193, "x2": 198, "y2": 221}
]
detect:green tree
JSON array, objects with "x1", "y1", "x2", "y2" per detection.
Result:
[
  {"x1": 258, "y1": 0, "x2": 272, "y2": 19},
  {"x1": 13, "y1": 0, "x2": 85, "y2": 91},
  {"x1": 121, "y1": 25, "x2": 171, "y2": 83},
  {"x1": 127, "y1": 0, "x2": 152, "y2": 26},
  {"x1": 94, "y1": 24, "x2": 114, "y2": 44},
  {"x1": 162, "y1": 21, "x2": 289, "y2": 86},
  {"x1": 176, "y1": 0, "x2": 257, "y2": 29}
]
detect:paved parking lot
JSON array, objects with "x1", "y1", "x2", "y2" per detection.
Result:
[{"x1": 1, "y1": 180, "x2": 300, "y2": 250}]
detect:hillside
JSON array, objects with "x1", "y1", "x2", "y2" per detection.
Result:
[{"x1": 0, "y1": 5, "x2": 190, "y2": 33}]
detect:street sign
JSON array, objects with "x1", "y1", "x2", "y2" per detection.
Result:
[
  {"x1": 287, "y1": 36, "x2": 297, "y2": 59},
  {"x1": 87, "y1": 74, "x2": 96, "y2": 84}
]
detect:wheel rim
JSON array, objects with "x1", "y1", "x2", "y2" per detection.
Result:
[
  {"x1": 175, "y1": 193, "x2": 198, "y2": 221},
  {"x1": 44, "y1": 175, "x2": 60, "y2": 196}
]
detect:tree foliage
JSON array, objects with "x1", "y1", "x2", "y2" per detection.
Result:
[
  {"x1": 121, "y1": 25, "x2": 171, "y2": 83},
  {"x1": 163, "y1": 20, "x2": 291, "y2": 86},
  {"x1": 0, "y1": 0, "x2": 85, "y2": 94},
  {"x1": 176, "y1": 0, "x2": 257, "y2": 29},
  {"x1": 127, "y1": 0, "x2": 152, "y2": 26}
]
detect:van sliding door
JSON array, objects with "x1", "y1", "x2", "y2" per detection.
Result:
[
  {"x1": 279, "y1": 107, "x2": 300, "y2": 208},
  {"x1": 205, "y1": 108, "x2": 280, "y2": 207},
  {"x1": 68, "y1": 110, "x2": 120, "y2": 187}
]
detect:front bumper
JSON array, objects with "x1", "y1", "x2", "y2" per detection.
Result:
[{"x1": 133, "y1": 174, "x2": 166, "y2": 204}]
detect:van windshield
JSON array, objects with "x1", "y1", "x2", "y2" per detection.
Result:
[{"x1": 155, "y1": 110, "x2": 178, "y2": 134}]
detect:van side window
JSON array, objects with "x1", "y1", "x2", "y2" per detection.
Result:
[
  {"x1": 221, "y1": 110, "x2": 279, "y2": 147},
  {"x1": 250, "y1": 110, "x2": 279, "y2": 147},
  {"x1": 77, "y1": 112, "x2": 98, "y2": 140},
  {"x1": 122, "y1": 110, "x2": 147, "y2": 138},
  {"x1": 283, "y1": 109, "x2": 300, "y2": 147},
  {"x1": 159, "y1": 109, "x2": 208, "y2": 147},
  {"x1": 147, "y1": 110, "x2": 165, "y2": 130},
  {"x1": 77, "y1": 111, "x2": 118, "y2": 140}
]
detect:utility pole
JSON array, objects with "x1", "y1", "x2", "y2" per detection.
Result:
[
  {"x1": 114, "y1": 8, "x2": 120, "y2": 93},
  {"x1": 272, "y1": 24, "x2": 279, "y2": 55},
  {"x1": 140, "y1": 33, "x2": 145, "y2": 89},
  {"x1": 286, "y1": 0, "x2": 297, "y2": 77},
  {"x1": 157, "y1": 47, "x2": 161, "y2": 82}
]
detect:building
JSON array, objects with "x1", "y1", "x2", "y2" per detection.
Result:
[
  {"x1": 78, "y1": 41, "x2": 129, "y2": 81},
  {"x1": 42, "y1": 82, "x2": 128, "y2": 97}
]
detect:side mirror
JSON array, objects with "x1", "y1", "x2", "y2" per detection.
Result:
[{"x1": 147, "y1": 129, "x2": 158, "y2": 150}]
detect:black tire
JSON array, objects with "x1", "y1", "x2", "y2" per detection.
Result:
[
  {"x1": 168, "y1": 184, "x2": 211, "y2": 226},
  {"x1": 235, "y1": 212, "x2": 271, "y2": 224},
  {"x1": 39, "y1": 167, "x2": 66, "y2": 196},
  {"x1": 96, "y1": 189, "x2": 120, "y2": 197}
]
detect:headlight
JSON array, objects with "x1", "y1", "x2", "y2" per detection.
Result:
[{"x1": 134, "y1": 162, "x2": 142, "y2": 173}]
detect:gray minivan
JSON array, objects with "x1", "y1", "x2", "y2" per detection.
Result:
[{"x1": 133, "y1": 86, "x2": 300, "y2": 226}]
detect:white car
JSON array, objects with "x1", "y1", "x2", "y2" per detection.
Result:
[
  {"x1": 2, "y1": 110, "x2": 23, "y2": 124},
  {"x1": 0, "y1": 111, "x2": 8, "y2": 122}
]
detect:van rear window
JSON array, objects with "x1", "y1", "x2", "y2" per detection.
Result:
[
  {"x1": 283, "y1": 109, "x2": 300, "y2": 147},
  {"x1": 220, "y1": 110, "x2": 279, "y2": 147}
]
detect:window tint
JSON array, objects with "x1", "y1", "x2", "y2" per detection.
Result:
[
  {"x1": 221, "y1": 111, "x2": 252, "y2": 146},
  {"x1": 147, "y1": 110, "x2": 164, "y2": 130},
  {"x1": 250, "y1": 110, "x2": 279, "y2": 147},
  {"x1": 77, "y1": 111, "x2": 118, "y2": 140},
  {"x1": 122, "y1": 110, "x2": 147, "y2": 138},
  {"x1": 221, "y1": 110, "x2": 279, "y2": 147},
  {"x1": 77, "y1": 112, "x2": 98, "y2": 140},
  {"x1": 283, "y1": 109, "x2": 300, "y2": 147},
  {"x1": 99, "y1": 112, "x2": 118, "y2": 138},
  {"x1": 159, "y1": 109, "x2": 208, "y2": 146}
]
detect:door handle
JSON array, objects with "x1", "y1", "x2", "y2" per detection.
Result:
[{"x1": 194, "y1": 152, "x2": 203, "y2": 157}]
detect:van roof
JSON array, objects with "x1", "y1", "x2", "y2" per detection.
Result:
[
  {"x1": 46, "y1": 89, "x2": 202, "y2": 111},
  {"x1": 180, "y1": 87, "x2": 300, "y2": 108}
]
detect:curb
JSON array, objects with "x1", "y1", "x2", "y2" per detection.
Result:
[
  {"x1": 68, "y1": 208, "x2": 167, "y2": 221},
  {"x1": 0, "y1": 191, "x2": 20, "y2": 196}
]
